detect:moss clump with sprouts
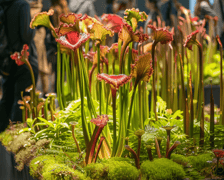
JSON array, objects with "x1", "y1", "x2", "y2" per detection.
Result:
[
  {"x1": 140, "y1": 158, "x2": 185, "y2": 180},
  {"x1": 9, "y1": 132, "x2": 35, "y2": 153},
  {"x1": 42, "y1": 163, "x2": 85, "y2": 180},
  {"x1": 15, "y1": 139, "x2": 50, "y2": 171},
  {"x1": 187, "y1": 153, "x2": 213, "y2": 171},
  {"x1": 29, "y1": 155, "x2": 58, "y2": 179},
  {"x1": 85, "y1": 163, "x2": 108, "y2": 180},
  {"x1": 0, "y1": 123, "x2": 25, "y2": 147},
  {"x1": 85, "y1": 159, "x2": 139, "y2": 180}
]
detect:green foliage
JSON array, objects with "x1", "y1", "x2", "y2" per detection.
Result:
[
  {"x1": 85, "y1": 159, "x2": 139, "y2": 180},
  {"x1": 144, "y1": 96, "x2": 186, "y2": 143},
  {"x1": 170, "y1": 154, "x2": 205, "y2": 179},
  {"x1": 140, "y1": 158, "x2": 186, "y2": 180},
  {"x1": 214, "y1": 125, "x2": 224, "y2": 148},
  {"x1": 42, "y1": 163, "x2": 85, "y2": 180},
  {"x1": 187, "y1": 153, "x2": 213, "y2": 171},
  {"x1": 184, "y1": 168, "x2": 205, "y2": 180}
]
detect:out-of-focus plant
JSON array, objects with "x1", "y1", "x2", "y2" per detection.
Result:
[
  {"x1": 11, "y1": 45, "x2": 38, "y2": 119},
  {"x1": 212, "y1": 149, "x2": 224, "y2": 173}
]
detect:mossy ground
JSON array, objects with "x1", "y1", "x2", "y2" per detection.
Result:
[{"x1": 1, "y1": 124, "x2": 224, "y2": 180}]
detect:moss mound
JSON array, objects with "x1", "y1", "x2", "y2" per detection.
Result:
[
  {"x1": 107, "y1": 161, "x2": 139, "y2": 180},
  {"x1": 30, "y1": 155, "x2": 58, "y2": 179},
  {"x1": 15, "y1": 139, "x2": 50, "y2": 171},
  {"x1": 0, "y1": 124, "x2": 25, "y2": 147},
  {"x1": 8, "y1": 132, "x2": 35, "y2": 153},
  {"x1": 140, "y1": 158, "x2": 186, "y2": 180},
  {"x1": 187, "y1": 153, "x2": 213, "y2": 171},
  {"x1": 85, "y1": 159, "x2": 139, "y2": 180},
  {"x1": 171, "y1": 154, "x2": 190, "y2": 167},
  {"x1": 85, "y1": 163, "x2": 108, "y2": 180}
]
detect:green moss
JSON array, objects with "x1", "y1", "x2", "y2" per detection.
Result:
[
  {"x1": 0, "y1": 132, "x2": 13, "y2": 146},
  {"x1": 140, "y1": 158, "x2": 186, "y2": 180},
  {"x1": 102, "y1": 157, "x2": 134, "y2": 165},
  {"x1": 15, "y1": 139, "x2": 50, "y2": 171},
  {"x1": 184, "y1": 168, "x2": 205, "y2": 180},
  {"x1": 187, "y1": 153, "x2": 213, "y2": 171},
  {"x1": 42, "y1": 163, "x2": 85, "y2": 180},
  {"x1": 30, "y1": 155, "x2": 58, "y2": 179},
  {"x1": 171, "y1": 154, "x2": 190, "y2": 167},
  {"x1": 0, "y1": 124, "x2": 25, "y2": 147},
  {"x1": 85, "y1": 160, "x2": 139, "y2": 180},
  {"x1": 8, "y1": 132, "x2": 35, "y2": 153},
  {"x1": 85, "y1": 163, "x2": 108, "y2": 180},
  {"x1": 107, "y1": 161, "x2": 139, "y2": 180}
]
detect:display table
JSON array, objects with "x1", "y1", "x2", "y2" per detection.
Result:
[{"x1": 0, "y1": 143, "x2": 36, "y2": 180}]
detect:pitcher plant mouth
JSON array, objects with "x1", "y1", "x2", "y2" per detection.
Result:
[{"x1": 56, "y1": 32, "x2": 90, "y2": 51}]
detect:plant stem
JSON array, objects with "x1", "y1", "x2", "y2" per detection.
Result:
[
  {"x1": 189, "y1": 72, "x2": 194, "y2": 138},
  {"x1": 219, "y1": 40, "x2": 224, "y2": 124},
  {"x1": 97, "y1": 44, "x2": 102, "y2": 115},
  {"x1": 126, "y1": 82, "x2": 138, "y2": 137},
  {"x1": 151, "y1": 41, "x2": 158, "y2": 121},
  {"x1": 94, "y1": 136, "x2": 105, "y2": 163},
  {"x1": 111, "y1": 88, "x2": 117, "y2": 157},
  {"x1": 119, "y1": 41, "x2": 130, "y2": 74},
  {"x1": 61, "y1": 53, "x2": 66, "y2": 107},
  {"x1": 146, "y1": 147, "x2": 153, "y2": 161},
  {"x1": 124, "y1": 145, "x2": 140, "y2": 169},
  {"x1": 210, "y1": 84, "x2": 214, "y2": 149},
  {"x1": 56, "y1": 43, "x2": 64, "y2": 110},
  {"x1": 86, "y1": 126, "x2": 103, "y2": 164},
  {"x1": 25, "y1": 61, "x2": 37, "y2": 118},
  {"x1": 137, "y1": 136, "x2": 141, "y2": 160},
  {"x1": 71, "y1": 125, "x2": 81, "y2": 153},
  {"x1": 76, "y1": 50, "x2": 89, "y2": 147},
  {"x1": 155, "y1": 137, "x2": 162, "y2": 158}
]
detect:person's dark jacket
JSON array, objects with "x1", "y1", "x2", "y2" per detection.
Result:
[{"x1": 0, "y1": 0, "x2": 38, "y2": 69}]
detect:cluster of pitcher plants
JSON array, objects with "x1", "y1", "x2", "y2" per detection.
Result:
[{"x1": 10, "y1": 6, "x2": 224, "y2": 168}]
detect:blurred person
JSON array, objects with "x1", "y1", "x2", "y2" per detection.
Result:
[
  {"x1": 195, "y1": 0, "x2": 217, "y2": 34},
  {"x1": 213, "y1": 0, "x2": 224, "y2": 46},
  {"x1": 68, "y1": 0, "x2": 96, "y2": 17},
  {"x1": 51, "y1": 0, "x2": 69, "y2": 27},
  {"x1": 195, "y1": 0, "x2": 217, "y2": 20},
  {"x1": 30, "y1": 0, "x2": 51, "y2": 98},
  {"x1": 144, "y1": 0, "x2": 162, "y2": 34},
  {"x1": 107, "y1": 0, "x2": 114, "y2": 13},
  {"x1": 0, "y1": 0, "x2": 38, "y2": 132},
  {"x1": 33, "y1": 26, "x2": 51, "y2": 98},
  {"x1": 173, "y1": 0, "x2": 183, "y2": 17},
  {"x1": 158, "y1": 0, "x2": 178, "y2": 27},
  {"x1": 113, "y1": 0, "x2": 135, "y2": 17}
]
